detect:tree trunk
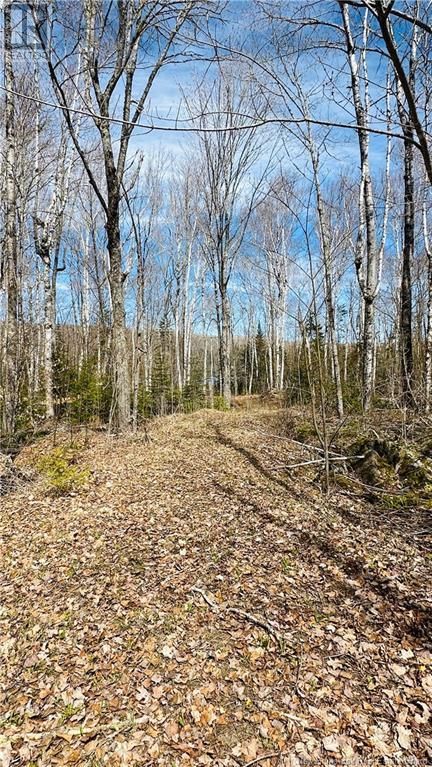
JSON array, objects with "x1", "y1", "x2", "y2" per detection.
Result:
[
  {"x1": 399, "y1": 131, "x2": 414, "y2": 407},
  {"x1": 174, "y1": 309, "x2": 182, "y2": 390},
  {"x1": 209, "y1": 340, "x2": 214, "y2": 406},
  {"x1": 42, "y1": 252, "x2": 55, "y2": 419},
  {"x1": 81, "y1": 231, "x2": 90, "y2": 366},
  {"x1": 3, "y1": 0, "x2": 18, "y2": 433},
  {"x1": 363, "y1": 298, "x2": 375, "y2": 411},
  {"x1": 106, "y1": 215, "x2": 130, "y2": 430},
  {"x1": 397, "y1": 38, "x2": 416, "y2": 409},
  {"x1": 132, "y1": 335, "x2": 140, "y2": 432},
  {"x1": 220, "y1": 289, "x2": 231, "y2": 406},
  {"x1": 340, "y1": 2, "x2": 380, "y2": 413},
  {"x1": 314, "y1": 168, "x2": 344, "y2": 418},
  {"x1": 424, "y1": 205, "x2": 432, "y2": 412}
]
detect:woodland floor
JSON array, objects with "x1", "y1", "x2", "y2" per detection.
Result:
[{"x1": 1, "y1": 407, "x2": 432, "y2": 766}]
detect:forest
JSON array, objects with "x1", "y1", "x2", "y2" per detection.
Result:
[
  {"x1": 1, "y1": 1, "x2": 432, "y2": 766},
  {"x1": 0, "y1": 0, "x2": 431, "y2": 434}
]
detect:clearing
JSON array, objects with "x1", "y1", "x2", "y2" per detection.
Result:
[{"x1": 1, "y1": 407, "x2": 432, "y2": 766}]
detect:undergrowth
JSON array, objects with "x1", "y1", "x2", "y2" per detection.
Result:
[{"x1": 37, "y1": 447, "x2": 89, "y2": 496}]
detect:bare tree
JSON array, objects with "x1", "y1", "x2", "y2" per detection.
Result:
[
  {"x1": 424, "y1": 198, "x2": 432, "y2": 411},
  {"x1": 396, "y1": 22, "x2": 418, "y2": 407},
  {"x1": 1, "y1": 1, "x2": 18, "y2": 433},
  {"x1": 32, "y1": 113, "x2": 76, "y2": 419},
  {"x1": 167, "y1": 163, "x2": 202, "y2": 393},
  {"x1": 126, "y1": 154, "x2": 164, "y2": 430},
  {"x1": 36, "y1": 0, "x2": 198, "y2": 429},
  {"x1": 366, "y1": 0, "x2": 432, "y2": 186},
  {"x1": 189, "y1": 69, "x2": 269, "y2": 405},
  {"x1": 340, "y1": 2, "x2": 391, "y2": 411},
  {"x1": 251, "y1": 192, "x2": 292, "y2": 392}
]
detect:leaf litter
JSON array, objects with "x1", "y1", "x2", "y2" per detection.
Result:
[{"x1": 0, "y1": 408, "x2": 431, "y2": 765}]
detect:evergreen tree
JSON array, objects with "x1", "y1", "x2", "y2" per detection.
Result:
[{"x1": 255, "y1": 323, "x2": 268, "y2": 393}]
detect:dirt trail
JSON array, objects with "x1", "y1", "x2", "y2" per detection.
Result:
[{"x1": 1, "y1": 408, "x2": 431, "y2": 766}]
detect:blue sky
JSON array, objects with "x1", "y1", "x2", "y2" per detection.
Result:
[{"x1": 26, "y1": 0, "x2": 422, "y2": 337}]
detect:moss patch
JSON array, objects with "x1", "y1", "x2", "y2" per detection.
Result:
[{"x1": 347, "y1": 434, "x2": 432, "y2": 506}]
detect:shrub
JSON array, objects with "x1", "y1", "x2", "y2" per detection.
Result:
[
  {"x1": 37, "y1": 447, "x2": 89, "y2": 496},
  {"x1": 181, "y1": 379, "x2": 205, "y2": 413},
  {"x1": 69, "y1": 359, "x2": 112, "y2": 424},
  {"x1": 213, "y1": 395, "x2": 229, "y2": 411},
  {"x1": 138, "y1": 388, "x2": 155, "y2": 419}
]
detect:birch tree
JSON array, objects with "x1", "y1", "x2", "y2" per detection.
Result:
[
  {"x1": 36, "y1": 0, "x2": 198, "y2": 429},
  {"x1": 1, "y1": 1, "x2": 18, "y2": 433},
  {"x1": 339, "y1": 2, "x2": 391, "y2": 411},
  {"x1": 32, "y1": 117, "x2": 76, "y2": 419}
]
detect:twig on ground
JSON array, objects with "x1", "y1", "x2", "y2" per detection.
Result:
[
  {"x1": 191, "y1": 586, "x2": 289, "y2": 650},
  {"x1": 190, "y1": 585, "x2": 219, "y2": 610},
  {"x1": 227, "y1": 607, "x2": 282, "y2": 642}
]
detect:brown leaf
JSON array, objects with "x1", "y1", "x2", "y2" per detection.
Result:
[
  {"x1": 396, "y1": 725, "x2": 411, "y2": 751},
  {"x1": 0, "y1": 743, "x2": 11, "y2": 767},
  {"x1": 422, "y1": 674, "x2": 432, "y2": 696},
  {"x1": 322, "y1": 735, "x2": 341, "y2": 754}
]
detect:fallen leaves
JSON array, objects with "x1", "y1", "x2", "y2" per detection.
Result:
[
  {"x1": 415, "y1": 701, "x2": 430, "y2": 725},
  {"x1": 396, "y1": 723, "x2": 412, "y2": 750},
  {"x1": 231, "y1": 737, "x2": 260, "y2": 760},
  {"x1": 322, "y1": 733, "x2": 356, "y2": 760},
  {"x1": 422, "y1": 673, "x2": 432, "y2": 695},
  {"x1": 0, "y1": 741, "x2": 12, "y2": 767},
  {"x1": 1, "y1": 409, "x2": 432, "y2": 765}
]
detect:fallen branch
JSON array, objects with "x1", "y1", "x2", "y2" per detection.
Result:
[
  {"x1": 338, "y1": 473, "x2": 409, "y2": 496},
  {"x1": 247, "y1": 426, "x2": 345, "y2": 458},
  {"x1": 228, "y1": 607, "x2": 282, "y2": 642},
  {"x1": 274, "y1": 455, "x2": 363, "y2": 471},
  {"x1": 191, "y1": 586, "x2": 286, "y2": 648},
  {"x1": 191, "y1": 585, "x2": 218, "y2": 610}
]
